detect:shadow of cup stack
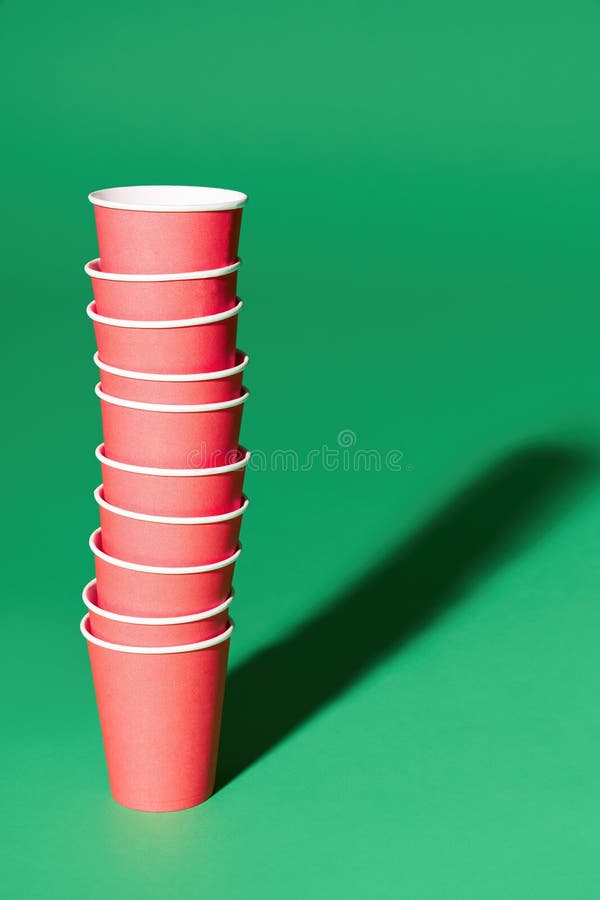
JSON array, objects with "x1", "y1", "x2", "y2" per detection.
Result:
[{"x1": 81, "y1": 185, "x2": 249, "y2": 813}]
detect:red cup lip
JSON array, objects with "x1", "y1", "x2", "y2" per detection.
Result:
[
  {"x1": 84, "y1": 256, "x2": 242, "y2": 282},
  {"x1": 86, "y1": 298, "x2": 243, "y2": 329},
  {"x1": 95, "y1": 382, "x2": 249, "y2": 413},
  {"x1": 81, "y1": 613, "x2": 234, "y2": 654},
  {"x1": 88, "y1": 185, "x2": 247, "y2": 212},
  {"x1": 94, "y1": 484, "x2": 249, "y2": 524},
  {"x1": 95, "y1": 443, "x2": 250, "y2": 477},
  {"x1": 82, "y1": 579, "x2": 234, "y2": 625},
  {"x1": 93, "y1": 350, "x2": 249, "y2": 383},
  {"x1": 89, "y1": 527, "x2": 242, "y2": 574}
]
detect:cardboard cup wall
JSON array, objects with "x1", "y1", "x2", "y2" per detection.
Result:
[
  {"x1": 83, "y1": 580, "x2": 232, "y2": 646},
  {"x1": 96, "y1": 445, "x2": 250, "y2": 517},
  {"x1": 95, "y1": 485, "x2": 248, "y2": 566},
  {"x1": 90, "y1": 529, "x2": 241, "y2": 617},
  {"x1": 94, "y1": 351, "x2": 248, "y2": 404},
  {"x1": 89, "y1": 185, "x2": 246, "y2": 273},
  {"x1": 96, "y1": 385, "x2": 248, "y2": 468},
  {"x1": 85, "y1": 258, "x2": 240, "y2": 320},
  {"x1": 82, "y1": 614, "x2": 233, "y2": 811},
  {"x1": 87, "y1": 301, "x2": 241, "y2": 374}
]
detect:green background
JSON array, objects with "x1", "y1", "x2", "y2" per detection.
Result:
[{"x1": 2, "y1": 0, "x2": 600, "y2": 896}]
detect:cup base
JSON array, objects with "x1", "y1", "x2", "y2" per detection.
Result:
[{"x1": 110, "y1": 790, "x2": 212, "y2": 812}]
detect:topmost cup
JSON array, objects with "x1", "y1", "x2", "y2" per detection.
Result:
[{"x1": 89, "y1": 186, "x2": 247, "y2": 275}]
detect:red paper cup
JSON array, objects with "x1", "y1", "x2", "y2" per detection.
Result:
[
  {"x1": 95, "y1": 485, "x2": 248, "y2": 566},
  {"x1": 83, "y1": 580, "x2": 232, "y2": 646},
  {"x1": 96, "y1": 444, "x2": 250, "y2": 517},
  {"x1": 96, "y1": 383, "x2": 248, "y2": 469},
  {"x1": 94, "y1": 350, "x2": 248, "y2": 404},
  {"x1": 84, "y1": 258, "x2": 241, "y2": 320},
  {"x1": 81, "y1": 613, "x2": 233, "y2": 811},
  {"x1": 89, "y1": 185, "x2": 246, "y2": 274},
  {"x1": 90, "y1": 528, "x2": 240, "y2": 616},
  {"x1": 87, "y1": 300, "x2": 241, "y2": 375}
]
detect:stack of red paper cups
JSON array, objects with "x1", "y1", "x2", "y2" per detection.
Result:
[{"x1": 81, "y1": 185, "x2": 249, "y2": 812}]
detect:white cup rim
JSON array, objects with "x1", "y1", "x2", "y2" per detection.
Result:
[
  {"x1": 93, "y1": 350, "x2": 249, "y2": 383},
  {"x1": 89, "y1": 527, "x2": 241, "y2": 574},
  {"x1": 95, "y1": 443, "x2": 250, "y2": 477},
  {"x1": 86, "y1": 298, "x2": 242, "y2": 329},
  {"x1": 88, "y1": 185, "x2": 247, "y2": 212},
  {"x1": 82, "y1": 579, "x2": 234, "y2": 624},
  {"x1": 81, "y1": 613, "x2": 234, "y2": 654},
  {"x1": 84, "y1": 257, "x2": 242, "y2": 283},
  {"x1": 95, "y1": 382, "x2": 249, "y2": 413},
  {"x1": 94, "y1": 484, "x2": 249, "y2": 524}
]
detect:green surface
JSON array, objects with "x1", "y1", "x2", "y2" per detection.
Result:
[{"x1": 2, "y1": 0, "x2": 600, "y2": 896}]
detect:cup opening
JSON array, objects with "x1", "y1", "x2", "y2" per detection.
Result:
[
  {"x1": 95, "y1": 382, "x2": 249, "y2": 413},
  {"x1": 93, "y1": 349, "x2": 249, "y2": 383},
  {"x1": 94, "y1": 484, "x2": 249, "y2": 523},
  {"x1": 95, "y1": 444, "x2": 250, "y2": 476},
  {"x1": 88, "y1": 185, "x2": 247, "y2": 212},
  {"x1": 86, "y1": 298, "x2": 242, "y2": 329},
  {"x1": 82, "y1": 579, "x2": 234, "y2": 624},
  {"x1": 89, "y1": 527, "x2": 242, "y2": 574},
  {"x1": 84, "y1": 257, "x2": 242, "y2": 282},
  {"x1": 80, "y1": 613, "x2": 234, "y2": 654}
]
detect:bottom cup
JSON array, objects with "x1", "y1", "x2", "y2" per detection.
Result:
[
  {"x1": 83, "y1": 580, "x2": 232, "y2": 646},
  {"x1": 81, "y1": 613, "x2": 233, "y2": 812}
]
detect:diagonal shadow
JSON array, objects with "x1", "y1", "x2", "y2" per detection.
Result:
[{"x1": 217, "y1": 444, "x2": 596, "y2": 789}]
